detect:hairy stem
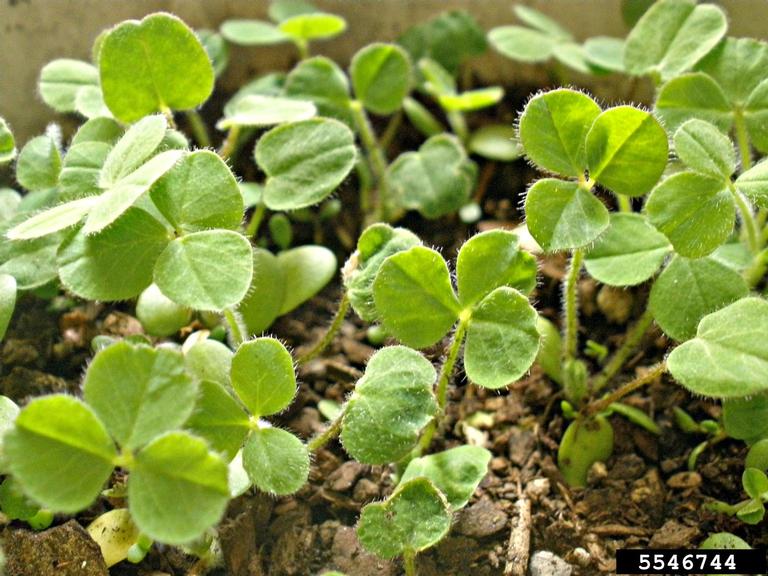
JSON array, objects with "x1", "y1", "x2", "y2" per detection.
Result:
[
  {"x1": 380, "y1": 110, "x2": 403, "y2": 151},
  {"x1": 728, "y1": 181, "x2": 760, "y2": 255},
  {"x1": 245, "y1": 203, "x2": 267, "y2": 239},
  {"x1": 307, "y1": 407, "x2": 346, "y2": 452},
  {"x1": 404, "y1": 550, "x2": 418, "y2": 576},
  {"x1": 294, "y1": 38, "x2": 310, "y2": 60},
  {"x1": 297, "y1": 293, "x2": 351, "y2": 365},
  {"x1": 218, "y1": 125, "x2": 241, "y2": 161},
  {"x1": 734, "y1": 109, "x2": 753, "y2": 171},
  {"x1": 563, "y1": 249, "x2": 584, "y2": 362},
  {"x1": 591, "y1": 308, "x2": 655, "y2": 393},
  {"x1": 223, "y1": 309, "x2": 245, "y2": 347},
  {"x1": 350, "y1": 100, "x2": 391, "y2": 220},
  {"x1": 186, "y1": 110, "x2": 211, "y2": 148},
  {"x1": 587, "y1": 362, "x2": 666, "y2": 416}
]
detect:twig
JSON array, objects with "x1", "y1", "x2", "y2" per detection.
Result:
[
  {"x1": 587, "y1": 362, "x2": 666, "y2": 416},
  {"x1": 504, "y1": 496, "x2": 532, "y2": 576}
]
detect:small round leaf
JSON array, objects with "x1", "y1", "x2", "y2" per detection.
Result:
[
  {"x1": 674, "y1": 119, "x2": 735, "y2": 179},
  {"x1": 38, "y1": 59, "x2": 99, "y2": 113},
  {"x1": 237, "y1": 248, "x2": 286, "y2": 335},
  {"x1": 276, "y1": 245, "x2": 336, "y2": 315},
  {"x1": 186, "y1": 380, "x2": 250, "y2": 461},
  {"x1": 242, "y1": 427, "x2": 309, "y2": 495},
  {"x1": 350, "y1": 43, "x2": 412, "y2": 115},
  {"x1": 231, "y1": 338, "x2": 296, "y2": 417}
]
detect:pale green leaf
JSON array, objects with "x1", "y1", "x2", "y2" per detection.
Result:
[
  {"x1": 536, "y1": 316, "x2": 563, "y2": 385},
  {"x1": 674, "y1": 119, "x2": 735, "y2": 179},
  {"x1": 0, "y1": 226, "x2": 61, "y2": 290},
  {"x1": 696, "y1": 37, "x2": 768, "y2": 106},
  {"x1": 418, "y1": 58, "x2": 456, "y2": 97},
  {"x1": 464, "y1": 287, "x2": 540, "y2": 389},
  {"x1": 583, "y1": 37, "x2": 626, "y2": 73},
  {"x1": 488, "y1": 26, "x2": 555, "y2": 63},
  {"x1": 99, "y1": 13, "x2": 215, "y2": 122},
  {"x1": 276, "y1": 245, "x2": 336, "y2": 314},
  {"x1": 744, "y1": 78, "x2": 768, "y2": 153},
  {"x1": 736, "y1": 158, "x2": 768, "y2": 209},
  {"x1": 150, "y1": 150, "x2": 243, "y2": 233},
  {"x1": 279, "y1": 13, "x2": 347, "y2": 41},
  {"x1": 388, "y1": 134, "x2": 476, "y2": 218},
  {"x1": 341, "y1": 346, "x2": 437, "y2": 464},
  {"x1": 154, "y1": 230, "x2": 253, "y2": 311},
  {"x1": 220, "y1": 19, "x2": 289, "y2": 45},
  {"x1": 16, "y1": 135, "x2": 61, "y2": 191},
  {"x1": 518, "y1": 89, "x2": 601, "y2": 178},
  {"x1": 403, "y1": 96, "x2": 445, "y2": 137},
  {"x1": 344, "y1": 223, "x2": 421, "y2": 323},
  {"x1": 269, "y1": 0, "x2": 318, "y2": 22},
  {"x1": 513, "y1": 5, "x2": 571, "y2": 39},
  {"x1": 552, "y1": 42, "x2": 592, "y2": 75},
  {"x1": 557, "y1": 415, "x2": 614, "y2": 487},
  {"x1": 649, "y1": 255, "x2": 748, "y2": 342},
  {"x1": 586, "y1": 106, "x2": 668, "y2": 196},
  {"x1": 373, "y1": 246, "x2": 459, "y2": 348},
  {"x1": 456, "y1": 229, "x2": 537, "y2": 306},
  {"x1": 468, "y1": 125, "x2": 521, "y2": 161},
  {"x1": 0, "y1": 274, "x2": 16, "y2": 341},
  {"x1": 83, "y1": 341, "x2": 197, "y2": 450},
  {"x1": 75, "y1": 85, "x2": 113, "y2": 119},
  {"x1": 357, "y1": 477, "x2": 451, "y2": 558},
  {"x1": 255, "y1": 118, "x2": 356, "y2": 210},
  {"x1": 231, "y1": 338, "x2": 296, "y2": 417},
  {"x1": 645, "y1": 171, "x2": 734, "y2": 258},
  {"x1": 197, "y1": 30, "x2": 229, "y2": 77},
  {"x1": 129, "y1": 431, "x2": 229, "y2": 544},
  {"x1": 38, "y1": 59, "x2": 99, "y2": 113},
  {"x1": 723, "y1": 396, "x2": 768, "y2": 441},
  {"x1": 59, "y1": 143, "x2": 112, "y2": 201},
  {"x1": 237, "y1": 248, "x2": 285, "y2": 335},
  {"x1": 71, "y1": 117, "x2": 123, "y2": 146},
  {"x1": 668, "y1": 297, "x2": 768, "y2": 397},
  {"x1": 186, "y1": 380, "x2": 249, "y2": 461},
  {"x1": 7, "y1": 196, "x2": 98, "y2": 240},
  {"x1": 608, "y1": 403, "x2": 661, "y2": 435},
  {"x1": 654, "y1": 73, "x2": 733, "y2": 134},
  {"x1": 218, "y1": 95, "x2": 315, "y2": 130},
  {"x1": 5, "y1": 395, "x2": 116, "y2": 513},
  {"x1": 136, "y1": 284, "x2": 192, "y2": 337},
  {"x1": 184, "y1": 338, "x2": 233, "y2": 387},
  {"x1": 623, "y1": 0, "x2": 727, "y2": 81},
  {"x1": 284, "y1": 57, "x2": 352, "y2": 124},
  {"x1": 242, "y1": 427, "x2": 309, "y2": 495},
  {"x1": 524, "y1": 178, "x2": 610, "y2": 252},
  {"x1": 438, "y1": 87, "x2": 503, "y2": 113},
  {"x1": 351, "y1": 43, "x2": 412, "y2": 115},
  {"x1": 100, "y1": 115, "x2": 167, "y2": 188},
  {"x1": 0, "y1": 118, "x2": 16, "y2": 164},
  {"x1": 584, "y1": 213, "x2": 670, "y2": 286}
]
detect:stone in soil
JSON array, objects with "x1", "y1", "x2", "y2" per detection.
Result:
[
  {"x1": 454, "y1": 499, "x2": 508, "y2": 538},
  {"x1": 529, "y1": 550, "x2": 573, "y2": 576},
  {"x1": 324, "y1": 526, "x2": 396, "y2": 576},
  {"x1": 3, "y1": 520, "x2": 108, "y2": 576}
]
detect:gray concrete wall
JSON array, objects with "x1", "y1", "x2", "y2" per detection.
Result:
[{"x1": 1, "y1": 0, "x2": 766, "y2": 141}]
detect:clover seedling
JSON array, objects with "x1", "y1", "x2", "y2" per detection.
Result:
[{"x1": 0, "y1": 117, "x2": 16, "y2": 163}]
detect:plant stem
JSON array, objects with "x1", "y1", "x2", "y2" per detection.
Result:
[
  {"x1": 160, "y1": 105, "x2": 177, "y2": 129},
  {"x1": 186, "y1": 110, "x2": 211, "y2": 148},
  {"x1": 380, "y1": 110, "x2": 403, "y2": 152},
  {"x1": 734, "y1": 109, "x2": 753, "y2": 171},
  {"x1": 350, "y1": 100, "x2": 392, "y2": 221},
  {"x1": 404, "y1": 550, "x2": 418, "y2": 576},
  {"x1": 616, "y1": 194, "x2": 632, "y2": 213},
  {"x1": 223, "y1": 309, "x2": 245, "y2": 346},
  {"x1": 245, "y1": 203, "x2": 267, "y2": 239},
  {"x1": 355, "y1": 158, "x2": 374, "y2": 217},
  {"x1": 563, "y1": 249, "x2": 584, "y2": 362},
  {"x1": 218, "y1": 125, "x2": 241, "y2": 161},
  {"x1": 294, "y1": 38, "x2": 310, "y2": 60},
  {"x1": 307, "y1": 407, "x2": 346, "y2": 452},
  {"x1": 587, "y1": 362, "x2": 666, "y2": 416},
  {"x1": 447, "y1": 110, "x2": 469, "y2": 143},
  {"x1": 418, "y1": 317, "x2": 469, "y2": 453},
  {"x1": 727, "y1": 181, "x2": 760, "y2": 255},
  {"x1": 297, "y1": 293, "x2": 351, "y2": 365},
  {"x1": 591, "y1": 308, "x2": 655, "y2": 393}
]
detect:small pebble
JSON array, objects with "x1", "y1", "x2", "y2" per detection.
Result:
[{"x1": 529, "y1": 550, "x2": 573, "y2": 576}]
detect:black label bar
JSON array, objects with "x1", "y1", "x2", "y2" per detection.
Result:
[{"x1": 616, "y1": 549, "x2": 766, "y2": 574}]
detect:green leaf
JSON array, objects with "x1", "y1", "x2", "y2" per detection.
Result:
[
  {"x1": 150, "y1": 150, "x2": 243, "y2": 233},
  {"x1": 59, "y1": 142, "x2": 112, "y2": 201},
  {"x1": 341, "y1": 346, "x2": 437, "y2": 464},
  {"x1": 75, "y1": 85, "x2": 112, "y2": 120},
  {"x1": 38, "y1": 59, "x2": 99, "y2": 113},
  {"x1": 389, "y1": 134, "x2": 476, "y2": 219},
  {"x1": 231, "y1": 338, "x2": 296, "y2": 417},
  {"x1": 584, "y1": 213, "x2": 670, "y2": 286},
  {"x1": 736, "y1": 498, "x2": 765, "y2": 525},
  {"x1": 649, "y1": 256, "x2": 748, "y2": 342},
  {"x1": 723, "y1": 396, "x2": 768, "y2": 441},
  {"x1": 129, "y1": 431, "x2": 229, "y2": 544},
  {"x1": 284, "y1": 57, "x2": 352, "y2": 124},
  {"x1": 464, "y1": 287, "x2": 540, "y2": 389},
  {"x1": 743, "y1": 468, "x2": 768, "y2": 500},
  {"x1": 0, "y1": 274, "x2": 16, "y2": 341},
  {"x1": 557, "y1": 415, "x2": 614, "y2": 488},
  {"x1": 343, "y1": 223, "x2": 421, "y2": 323},
  {"x1": 674, "y1": 119, "x2": 735, "y2": 179},
  {"x1": 488, "y1": 26, "x2": 555, "y2": 63},
  {"x1": 276, "y1": 245, "x2": 336, "y2": 314},
  {"x1": 418, "y1": 58, "x2": 456, "y2": 96},
  {"x1": 654, "y1": 73, "x2": 733, "y2": 134},
  {"x1": 255, "y1": 118, "x2": 356, "y2": 211},
  {"x1": 224, "y1": 73, "x2": 286, "y2": 117},
  {"x1": 99, "y1": 13, "x2": 215, "y2": 122},
  {"x1": 524, "y1": 178, "x2": 609, "y2": 252},
  {"x1": 747, "y1": 439, "x2": 768, "y2": 470},
  {"x1": 5, "y1": 395, "x2": 116, "y2": 513},
  {"x1": 242, "y1": 427, "x2": 309, "y2": 495},
  {"x1": 518, "y1": 89, "x2": 601, "y2": 178},
  {"x1": 745, "y1": 79, "x2": 768, "y2": 154},
  {"x1": 197, "y1": 30, "x2": 229, "y2": 77},
  {"x1": 237, "y1": 248, "x2": 285, "y2": 335},
  {"x1": 667, "y1": 297, "x2": 768, "y2": 398},
  {"x1": 0, "y1": 228, "x2": 61, "y2": 290},
  {"x1": 586, "y1": 106, "x2": 668, "y2": 196},
  {"x1": 84, "y1": 149, "x2": 183, "y2": 234},
  {"x1": 700, "y1": 533, "x2": 751, "y2": 550},
  {"x1": 583, "y1": 37, "x2": 626, "y2": 73},
  {"x1": 279, "y1": 13, "x2": 347, "y2": 41},
  {"x1": 217, "y1": 95, "x2": 315, "y2": 130},
  {"x1": 373, "y1": 246, "x2": 459, "y2": 348},
  {"x1": 7, "y1": 196, "x2": 97, "y2": 240},
  {"x1": 696, "y1": 38, "x2": 768, "y2": 107},
  {"x1": 438, "y1": 87, "x2": 503, "y2": 113},
  {"x1": 736, "y1": 159, "x2": 768, "y2": 209},
  {"x1": 645, "y1": 172, "x2": 734, "y2": 258},
  {"x1": 71, "y1": 117, "x2": 123, "y2": 146},
  {"x1": 623, "y1": 0, "x2": 727, "y2": 81},
  {"x1": 100, "y1": 115, "x2": 167, "y2": 188},
  {"x1": 468, "y1": 125, "x2": 522, "y2": 161},
  {"x1": 0, "y1": 189, "x2": 20, "y2": 222},
  {"x1": 136, "y1": 284, "x2": 192, "y2": 337},
  {"x1": 351, "y1": 43, "x2": 412, "y2": 115},
  {"x1": 220, "y1": 19, "x2": 289, "y2": 45},
  {"x1": 184, "y1": 338, "x2": 233, "y2": 387},
  {"x1": 186, "y1": 380, "x2": 249, "y2": 461},
  {"x1": 357, "y1": 477, "x2": 451, "y2": 559},
  {"x1": 154, "y1": 230, "x2": 253, "y2": 311},
  {"x1": 400, "y1": 446, "x2": 491, "y2": 510},
  {"x1": 536, "y1": 317, "x2": 563, "y2": 385},
  {"x1": 58, "y1": 208, "x2": 169, "y2": 301},
  {"x1": 0, "y1": 118, "x2": 16, "y2": 164},
  {"x1": 608, "y1": 403, "x2": 661, "y2": 435},
  {"x1": 83, "y1": 341, "x2": 197, "y2": 450},
  {"x1": 269, "y1": 0, "x2": 318, "y2": 22},
  {"x1": 514, "y1": 5, "x2": 571, "y2": 39},
  {"x1": 456, "y1": 230, "x2": 537, "y2": 306},
  {"x1": 0, "y1": 477, "x2": 41, "y2": 522},
  {"x1": 552, "y1": 42, "x2": 592, "y2": 74},
  {"x1": 16, "y1": 135, "x2": 61, "y2": 191}
]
